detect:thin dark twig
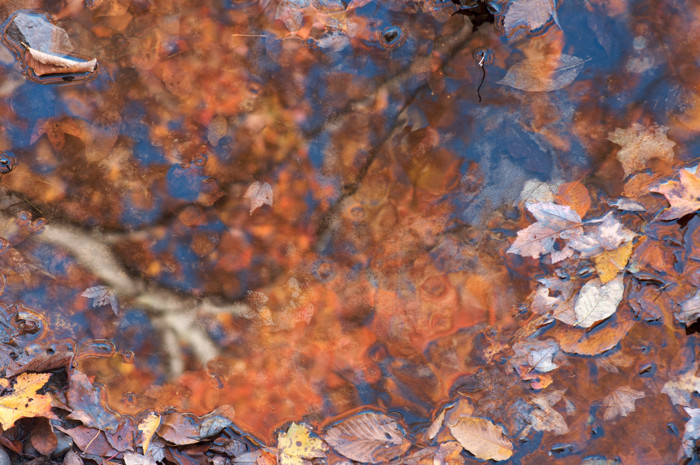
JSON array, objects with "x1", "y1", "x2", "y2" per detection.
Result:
[{"x1": 477, "y1": 55, "x2": 486, "y2": 102}]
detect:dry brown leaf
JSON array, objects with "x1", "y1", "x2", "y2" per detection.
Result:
[
  {"x1": 602, "y1": 386, "x2": 644, "y2": 421},
  {"x1": 556, "y1": 181, "x2": 591, "y2": 217},
  {"x1": 608, "y1": 123, "x2": 675, "y2": 177},
  {"x1": 447, "y1": 416, "x2": 513, "y2": 461},
  {"x1": 593, "y1": 240, "x2": 635, "y2": 284},
  {"x1": 23, "y1": 45, "x2": 97, "y2": 76}
]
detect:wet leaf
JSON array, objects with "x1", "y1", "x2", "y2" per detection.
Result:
[
  {"x1": 652, "y1": 165, "x2": 700, "y2": 220},
  {"x1": 608, "y1": 123, "x2": 675, "y2": 177},
  {"x1": 63, "y1": 450, "x2": 83, "y2": 465},
  {"x1": 528, "y1": 394, "x2": 569, "y2": 435},
  {"x1": 507, "y1": 202, "x2": 582, "y2": 261},
  {"x1": 29, "y1": 417, "x2": 58, "y2": 455},
  {"x1": 124, "y1": 452, "x2": 157, "y2": 465},
  {"x1": 22, "y1": 44, "x2": 97, "y2": 76},
  {"x1": 556, "y1": 181, "x2": 591, "y2": 218},
  {"x1": 677, "y1": 290, "x2": 700, "y2": 326},
  {"x1": 0, "y1": 373, "x2": 54, "y2": 430},
  {"x1": 552, "y1": 312, "x2": 635, "y2": 355},
  {"x1": 157, "y1": 411, "x2": 232, "y2": 446},
  {"x1": 529, "y1": 278, "x2": 578, "y2": 325},
  {"x1": 244, "y1": 181, "x2": 274, "y2": 215},
  {"x1": 278, "y1": 423, "x2": 327, "y2": 465},
  {"x1": 511, "y1": 339, "x2": 560, "y2": 373},
  {"x1": 498, "y1": 55, "x2": 586, "y2": 92},
  {"x1": 662, "y1": 364, "x2": 700, "y2": 407},
  {"x1": 593, "y1": 241, "x2": 634, "y2": 284},
  {"x1": 573, "y1": 277, "x2": 624, "y2": 328},
  {"x1": 569, "y1": 214, "x2": 636, "y2": 258},
  {"x1": 324, "y1": 411, "x2": 411, "y2": 463},
  {"x1": 66, "y1": 371, "x2": 120, "y2": 433},
  {"x1": 81, "y1": 286, "x2": 119, "y2": 315},
  {"x1": 137, "y1": 412, "x2": 161, "y2": 453},
  {"x1": 503, "y1": 0, "x2": 559, "y2": 41},
  {"x1": 602, "y1": 386, "x2": 644, "y2": 421},
  {"x1": 447, "y1": 416, "x2": 513, "y2": 461},
  {"x1": 681, "y1": 407, "x2": 700, "y2": 458}
]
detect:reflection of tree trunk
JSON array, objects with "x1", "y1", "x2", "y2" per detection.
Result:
[{"x1": 33, "y1": 220, "x2": 251, "y2": 378}]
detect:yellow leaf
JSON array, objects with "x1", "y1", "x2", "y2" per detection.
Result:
[
  {"x1": 447, "y1": 416, "x2": 513, "y2": 462},
  {"x1": 137, "y1": 411, "x2": 161, "y2": 452},
  {"x1": 278, "y1": 423, "x2": 327, "y2": 465},
  {"x1": 593, "y1": 241, "x2": 635, "y2": 284},
  {"x1": 0, "y1": 373, "x2": 54, "y2": 430}
]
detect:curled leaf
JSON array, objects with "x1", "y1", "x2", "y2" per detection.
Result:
[
  {"x1": 498, "y1": 55, "x2": 586, "y2": 92},
  {"x1": 23, "y1": 44, "x2": 97, "y2": 76}
]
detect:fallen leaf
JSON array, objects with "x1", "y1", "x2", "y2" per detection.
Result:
[
  {"x1": 608, "y1": 123, "x2": 675, "y2": 177},
  {"x1": 137, "y1": 412, "x2": 161, "y2": 453},
  {"x1": 498, "y1": 54, "x2": 586, "y2": 92},
  {"x1": 556, "y1": 181, "x2": 591, "y2": 217},
  {"x1": 593, "y1": 241, "x2": 634, "y2": 284},
  {"x1": 324, "y1": 411, "x2": 411, "y2": 463},
  {"x1": 552, "y1": 311, "x2": 635, "y2": 355},
  {"x1": 23, "y1": 44, "x2": 97, "y2": 76},
  {"x1": 602, "y1": 386, "x2": 644, "y2": 421},
  {"x1": 29, "y1": 417, "x2": 58, "y2": 455},
  {"x1": 662, "y1": 364, "x2": 700, "y2": 407},
  {"x1": 81, "y1": 286, "x2": 119, "y2": 315},
  {"x1": 608, "y1": 198, "x2": 646, "y2": 212},
  {"x1": 0, "y1": 373, "x2": 54, "y2": 430},
  {"x1": 573, "y1": 277, "x2": 624, "y2": 328},
  {"x1": 528, "y1": 395, "x2": 569, "y2": 435},
  {"x1": 426, "y1": 398, "x2": 474, "y2": 443},
  {"x1": 681, "y1": 407, "x2": 700, "y2": 458},
  {"x1": 502, "y1": 0, "x2": 559, "y2": 42},
  {"x1": 244, "y1": 181, "x2": 274, "y2": 215},
  {"x1": 677, "y1": 290, "x2": 700, "y2": 326},
  {"x1": 569, "y1": 214, "x2": 636, "y2": 258},
  {"x1": 511, "y1": 339, "x2": 560, "y2": 374},
  {"x1": 507, "y1": 202, "x2": 582, "y2": 261},
  {"x1": 157, "y1": 411, "x2": 232, "y2": 446},
  {"x1": 447, "y1": 416, "x2": 513, "y2": 461},
  {"x1": 66, "y1": 371, "x2": 120, "y2": 433},
  {"x1": 124, "y1": 452, "x2": 157, "y2": 465},
  {"x1": 63, "y1": 450, "x2": 83, "y2": 465},
  {"x1": 652, "y1": 165, "x2": 700, "y2": 220},
  {"x1": 278, "y1": 423, "x2": 327, "y2": 465}
]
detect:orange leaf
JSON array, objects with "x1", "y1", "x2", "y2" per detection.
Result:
[
  {"x1": 556, "y1": 181, "x2": 591, "y2": 218},
  {"x1": 0, "y1": 373, "x2": 55, "y2": 430}
]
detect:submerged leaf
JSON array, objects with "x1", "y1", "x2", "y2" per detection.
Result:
[
  {"x1": 324, "y1": 411, "x2": 410, "y2": 463},
  {"x1": 573, "y1": 277, "x2": 624, "y2": 328},
  {"x1": 681, "y1": 407, "x2": 700, "y2": 458},
  {"x1": 677, "y1": 290, "x2": 700, "y2": 326},
  {"x1": 593, "y1": 241, "x2": 634, "y2": 284},
  {"x1": 447, "y1": 416, "x2": 513, "y2": 461},
  {"x1": 602, "y1": 386, "x2": 644, "y2": 421},
  {"x1": 608, "y1": 123, "x2": 675, "y2": 177},
  {"x1": 81, "y1": 286, "x2": 119, "y2": 315},
  {"x1": 244, "y1": 181, "x2": 274, "y2": 215},
  {"x1": 498, "y1": 55, "x2": 586, "y2": 92},
  {"x1": 652, "y1": 165, "x2": 700, "y2": 220},
  {"x1": 503, "y1": 0, "x2": 559, "y2": 42},
  {"x1": 662, "y1": 364, "x2": 700, "y2": 407}
]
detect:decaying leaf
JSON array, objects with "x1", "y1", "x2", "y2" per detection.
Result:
[
  {"x1": 447, "y1": 416, "x2": 513, "y2": 461},
  {"x1": 81, "y1": 286, "x2": 119, "y2": 315},
  {"x1": 502, "y1": 0, "x2": 559, "y2": 42},
  {"x1": 608, "y1": 123, "x2": 675, "y2": 177},
  {"x1": 677, "y1": 290, "x2": 700, "y2": 326},
  {"x1": 681, "y1": 407, "x2": 700, "y2": 459},
  {"x1": 511, "y1": 339, "x2": 560, "y2": 374},
  {"x1": 66, "y1": 371, "x2": 121, "y2": 433},
  {"x1": 23, "y1": 44, "x2": 97, "y2": 76},
  {"x1": 652, "y1": 165, "x2": 700, "y2": 220},
  {"x1": 528, "y1": 393, "x2": 569, "y2": 435},
  {"x1": 498, "y1": 55, "x2": 586, "y2": 92},
  {"x1": 602, "y1": 386, "x2": 644, "y2": 421},
  {"x1": 426, "y1": 398, "x2": 474, "y2": 443},
  {"x1": 137, "y1": 412, "x2": 161, "y2": 452},
  {"x1": 529, "y1": 278, "x2": 578, "y2": 325},
  {"x1": 507, "y1": 202, "x2": 582, "y2": 262},
  {"x1": 552, "y1": 311, "x2": 635, "y2": 355},
  {"x1": 556, "y1": 181, "x2": 591, "y2": 218},
  {"x1": 662, "y1": 364, "x2": 700, "y2": 407},
  {"x1": 0, "y1": 373, "x2": 54, "y2": 430},
  {"x1": 573, "y1": 277, "x2": 624, "y2": 328},
  {"x1": 568, "y1": 214, "x2": 636, "y2": 258},
  {"x1": 124, "y1": 452, "x2": 157, "y2": 465},
  {"x1": 278, "y1": 422, "x2": 327, "y2": 465},
  {"x1": 593, "y1": 241, "x2": 635, "y2": 284},
  {"x1": 244, "y1": 181, "x2": 274, "y2": 215},
  {"x1": 324, "y1": 411, "x2": 411, "y2": 463}
]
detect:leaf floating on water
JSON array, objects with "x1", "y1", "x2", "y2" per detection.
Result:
[
  {"x1": 681, "y1": 407, "x2": 700, "y2": 459},
  {"x1": 498, "y1": 54, "x2": 586, "y2": 92},
  {"x1": 507, "y1": 202, "x2": 582, "y2": 262},
  {"x1": 244, "y1": 181, "x2": 273, "y2": 215},
  {"x1": 651, "y1": 165, "x2": 700, "y2": 220},
  {"x1": 447, "y1": 416, "x2": 513, "y2": 461},
  {"x1": 608, "y1": 123, "x2": 676, "y2": 178},
  {"x1": 22, "y1": 44, "x2": 97, "y2": 76},
  {"x1": 324, "y1": 411, "x2": 411, "y2": 463},
  {"x1": 278, "y1": 422, "x2": 327, "y2": 465},
  {"x1": 662, "y1": 363, "x2": 700, "y2": 407},
  {"x1": 81, "y1": 286, "x2": 119, "y2": 315},
  {"x1": 677, "y1": 290, "x2": 700, "y2": 326},
  {"x1": 573, "y1": 277, "x2": 624, "y2": 328},
  {"x1": 502, "y1": 0, "x2": 560, "y2": 42},
  {"x1": 602, "y1": 386, "x2": 644, "y2": 421},
  {"x1": 593, "y1": 241, "x2": 635, "y2": 284}
]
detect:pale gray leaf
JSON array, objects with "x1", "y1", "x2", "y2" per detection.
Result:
[
  {"x1": 573, "y1": 277, "x2": 624, "y2": 328},
  {"x1": 498, "y1": 55, "x2": 587, "y2": 92},
  {"x1": 682, "y1": 407, "x2": 700, "y2": 458},
  {"x1": 602, "y1": 386, "x2": 644, "y2": 421},
  {"x1": 244, "y1": 181, "x2": 274, "y2": 215},
  {"x1": 678, "y1": 291, "x2": 700, "y2": 326},
  {"x1": 503, "y1": 0, "x2": 559, "y2": 42}
]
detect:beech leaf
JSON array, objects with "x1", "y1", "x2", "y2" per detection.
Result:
[
  {"x1": 498, "y1": 55, "x2": 586, "y2": 92},
  {"x1": 602, "y1": 386, "x2": 644, "y2": 421},
  {"x1": 529, "y1": 395, "x2": 569, "y2": 435},
  {"x1": 447, "y1": 416, "x2": 513, "y2": 461},
  {"x1": 137, "y1": 412, "x2": 161, "y2": 453},
  {"x1": 324, "y1": 411, "x2": 411, "y2": 463},
  {"x1": 608, "y1": 123, "x2": 675, "y2": 177},
  {"x1": 244, "y1": 181, "x2": 274, "y2": 215},
  {"x1": 23, "y1": 44, "x2": 97, "y2": 76},
  {"x1": 573, "y1": 277, "x2": 624, "y2": 328}
]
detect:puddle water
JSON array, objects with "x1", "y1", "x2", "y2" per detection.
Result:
[{"x1": 0, "y1": 0, "x2": 698, "y2": 462}]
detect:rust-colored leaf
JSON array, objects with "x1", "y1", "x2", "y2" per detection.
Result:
[
  {"x1": 29, "y1": 417, "x2": 58, "y2": 455},
  {"x1": 551, "y1": 311, "x2": 635, "y2": 356},
  {"x1": 608, "y1": 123, "x2": 675, "y2": 177},
  {"x1": 66, "y1": 371, "x2": 120, "y2": 433},
  {"x1": 556, "y1": 181, "x2": 591, "y2": 218}
]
